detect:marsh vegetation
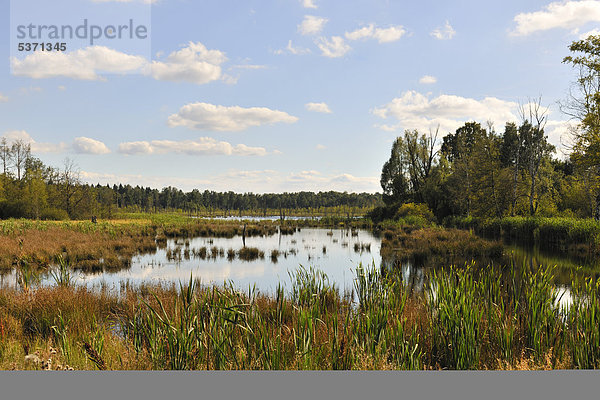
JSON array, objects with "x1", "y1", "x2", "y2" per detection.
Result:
[
  {"x1": 1, "y1": 210, "x2": 600, "y2": 371},
  {"x1": 1, "y1": 262, "x2": 599, "y2": 370},
  {"x1": 6, "y1": 37, "x2": 600, "y2": 371}
]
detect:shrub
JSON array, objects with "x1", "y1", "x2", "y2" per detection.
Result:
[
  {"x1": 41, "y1": 208, "x2": 70, "y2": 221},
  {"x1": 394, "y1": 203, "x2": 435, "y2": 223}
]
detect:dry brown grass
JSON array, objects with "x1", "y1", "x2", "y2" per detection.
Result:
[
  {"x1": 498, "y1": 349, "x2": 572, "y2": 370},
  {"x1": 0, "y1": 218, "x2": 282, "y2": 272},
  {"x1": 0, "y1": 284, "x2": 141, "y2": 370},
  {"x1": 0, "y1": 227, "x2": 156, "y2": 271},
  {"x1": 381, "y1": 226, "x2": 504, "y2": 262}
]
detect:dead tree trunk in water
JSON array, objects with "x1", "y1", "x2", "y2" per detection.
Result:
[{"x1": 242, "y1": 224, "x2": 246, "y2": 247}]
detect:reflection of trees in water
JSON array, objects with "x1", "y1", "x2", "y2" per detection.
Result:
[
  {"x1": 380, "y1": 253, "x2": 427, "y2": 294},
  {"x1": 378, "y1": 242, "x2": 600, "y2": 297},
  {"x1": 503, "y1": 248, "x2": 600, "y2": 286},
  {"x1": 378, "y1": 252, "x2": 502, "y2": 294}
]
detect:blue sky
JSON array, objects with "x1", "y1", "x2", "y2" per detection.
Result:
[{"x1": 0, "y1": 0, "x2": 597, "y2": 193}]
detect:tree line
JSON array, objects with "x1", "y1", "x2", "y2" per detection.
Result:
[
  {"x1": 0, "y1": 138, "x2": 381, "y2": 220},
  {"x1": 105, "y1": 185, "x2": 380, "y2": 217},
  {"x1": 377, "y1": 116, "x2": 576, "y2": 221}
]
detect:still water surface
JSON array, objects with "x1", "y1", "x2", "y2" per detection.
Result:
[
  {"x1": 1, "y1": 226, "x2": 597, "y2": 306},
  {"x1": 79, "y1": 228, "x2": 381, "y2": 293}
]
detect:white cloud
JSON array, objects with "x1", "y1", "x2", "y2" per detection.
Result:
[
  {"x1": 512, "y1": 1, "x2": 600, "y2": 36},
  {"x1": 316, "y1": 144, "x2": 326, "y2": 150},
  {"x1": 119, "y1": 137, "x2": 269, "y2": 156},
  {"x1": 286, "y1": 170, "x2": 379, "y2": 192},
  {"x1": 373, "y1": 90, "x2": 519, "y2": 134},
  {"x1": 168, "y1": 103, "x2": 299, "y2": 132},
  {"x1": 579, "y1": 28, "x2": 600, "y2": 39},
  {"x1": 150, "y1": 42, "x2": 228, "y2": 85},
  {"x1": 3, "y1": 130, "x2": 32, "y2": 142},
  {"x1": 345, "y1": 24, "x2": 406, "y2": 43},
  {"x1": 233, "y1": 143, "x2": 270, "y2": 156},
  {"x1": 11, "y1": 46, "x2": 147, "y2": 80},
  {"x1": 373, "y1": 90, "x2": 570, "y2": 152},
  {"x1": 315, "y1": 36, "x2": 351, "y2": 58},
  {"x1": 431, "y1": 20, "x2": 456, "y2": 40},
  {"x1": 371, "y1": 26, "x2": 407, "y2": 43},
  {"x1": 305, "y1": 102, "x2": 332, "y2": 113},
  {"x1": 299, "y1": 15, "x2": 328, "y2": 35},
  {"x1": 72, "y1": 137, "x2": 111, "y2": 155},
  {"x1": 330, "y1": 173, "x2": 378, "y2": 186},
  {"x1": 345, "y1": 25, "x2": 374, "y2": 41},
  {"x1": 118, "y1": 141, "x2": 154, "y2": 155},
  {"x1": 419, "y1": 75, "x2": 437, "y2": 84},
  {"x1": 302, "y1": 0, "x2": 318, "y2": 9},
  {"x1": 11, "y1": 42, "x2": 230, "y2": 85},
  {"x1": 289, "y1": 170, "x2": 322, "y2": 181},
  {"x1": 0, "y1": 93, "x2": 7, "y2": 102},
  {"x1": 1, "y1": 130, "x2": 67, "y2": 153},
  {"x1": 545, "y1": 120, "x2": 575, "y2": 154},
  {"x1": 274, "y1": 40, "x2": 312, "y2": 55}
]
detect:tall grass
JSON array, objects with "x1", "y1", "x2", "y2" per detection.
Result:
[
  {"x1": 520, "y1": 265, "x2": 564, "y2": 360},
  {"x1": 2, "y1": 261, "x2": 600, "y2": 370},
  {"x1": 49, "y1": 255, "x2": 76, "y2": 287},
  {"x1": 423, "y1": 262, "x2": 568, "y2": 369},
  {"x1": 427, "y1": 265, "x2": 483, "y2": 369},
  {"x1": 354, "y1": 263, "x2": 422, "y2": 369},
  {"x1": 568, "y1": 273, "x2": 600, "y2": 369}
]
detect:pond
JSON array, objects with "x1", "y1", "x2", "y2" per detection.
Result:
[
  {"x1": 64, "y1": 228, "x2": 381, "y2": 294},
  {"x1": 1, "y1": 227, "x2": 598, "y2": 305}
]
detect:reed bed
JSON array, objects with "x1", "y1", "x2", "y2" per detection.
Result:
[
  {"x1": 169, "y1": 246, "x2": 268, "y2": 262},
  {"x1": 448, "y1": 216, "x2": 600, "y2": 257},
  {"x1": 1, "y1": 262, "x2": 598, "y2": 370},
  {"x1": 0, "y1": 223, "x2": 157, "y2": 271},
  {"x1": 237, "y1": 247, "x2": 265, "y2": 261},
  {"x1": 380, "y1": 226, "x2": 504, "y2": 263}
]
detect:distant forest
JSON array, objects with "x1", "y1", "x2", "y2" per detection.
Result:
[{"x1": 0, "y1": 138, "x2": 381, "y2": 220}]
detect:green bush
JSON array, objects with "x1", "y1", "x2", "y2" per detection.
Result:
[
  {"x1": 394, "y1": 203, "x2": 436, "y2": 222},
  {"x1": 40, "y1": 208, "x2": 70, "y2": 221}
]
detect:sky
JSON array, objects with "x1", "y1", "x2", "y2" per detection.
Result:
[{"x1": 0, "y1": 0, "x2": 598, "y2": 193}]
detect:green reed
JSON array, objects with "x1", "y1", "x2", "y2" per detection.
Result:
[
  {"x1": 427, "y1": 264, "x2": 484, "y2": 369},
  {"x1": 520, "y1": 264, "x2": 564, "y2": 360},
  {"x1": 49, "y1": 254, "x2": 76, "y2": 288},
  {"x1": 568, "y1": 274, "x2": 600, "y2": 369}
]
